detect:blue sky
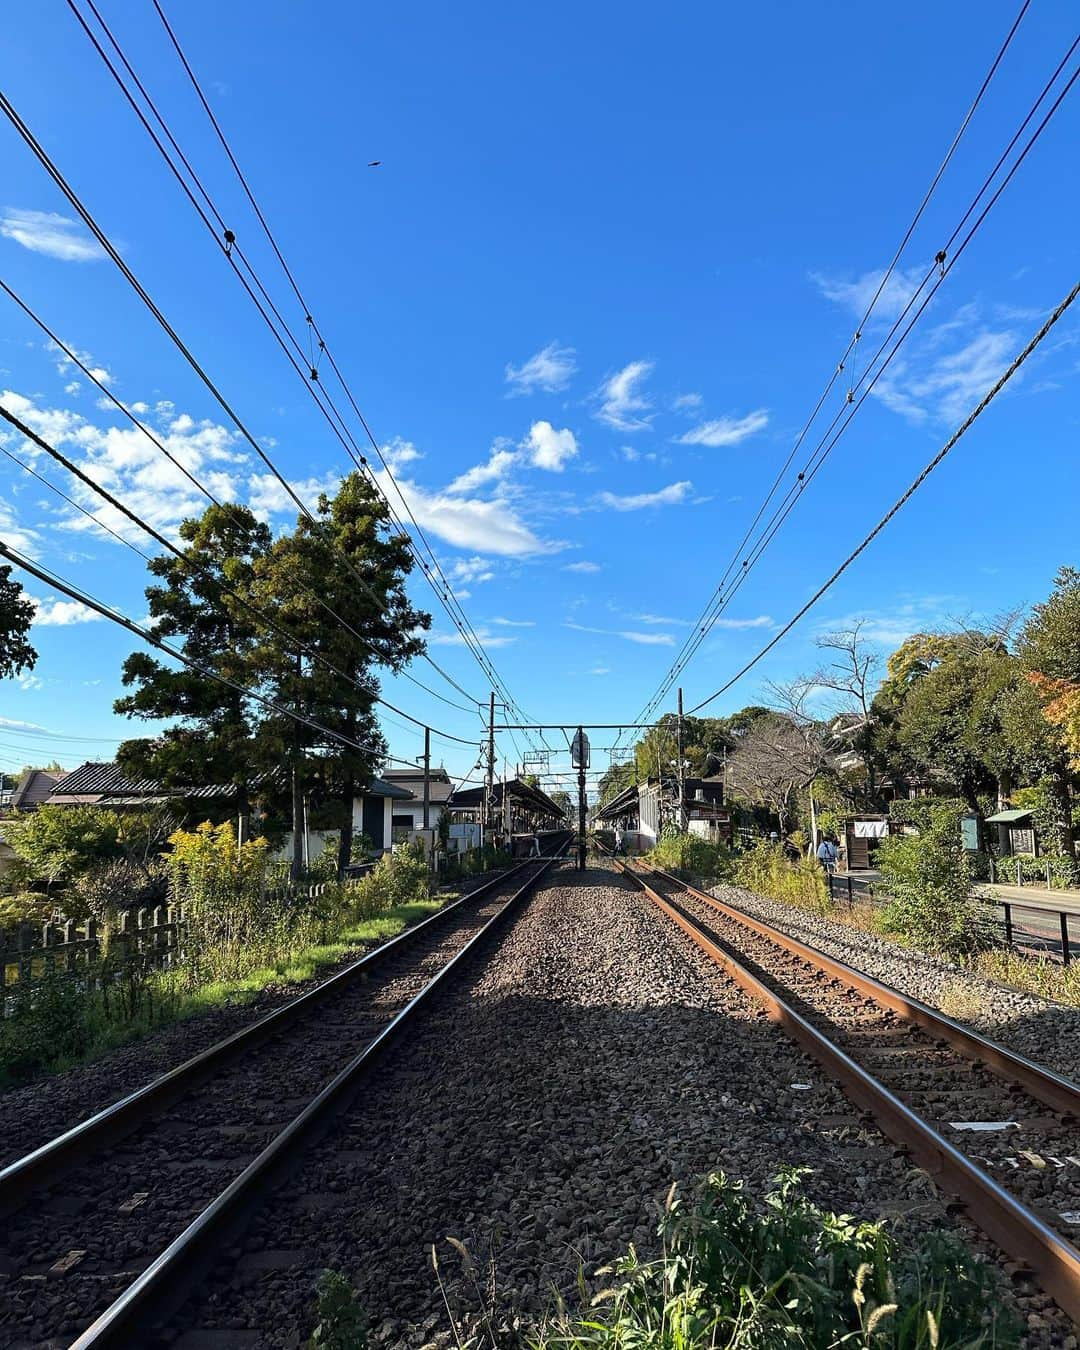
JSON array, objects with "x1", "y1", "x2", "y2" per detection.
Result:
[{"x1": 0, "y1": 1, "x2": 1077, "y2": 796}]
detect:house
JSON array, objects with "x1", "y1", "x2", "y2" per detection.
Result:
[
  {"x1": 10, "y1": 768, "x2": 67, "y2": 811},
  {"x1": 352, "y1": 777, "x2": 415, "y2": 854},
  {"x1": 380, "y1": 768, "x2": 454, "y2": 843}
]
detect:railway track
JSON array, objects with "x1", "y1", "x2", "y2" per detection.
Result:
[
  {"x1": 608, "y1": 851, "x2": 1080, "y2": 1327},
  {"x1": 0, "y1": 846, "x2": 567, "y2": 1348}
]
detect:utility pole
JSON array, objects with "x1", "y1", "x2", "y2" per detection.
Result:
[
  {"x1": 677, "y1": 686, "x2": 686, "y2": 833},
  {"x1": 573, "y1": 725, "x2": 589, "y2": 872},
  {"x1": 422, "y1": 726, "x2": 431, "y2": 831},
  {"x1": 486, "y1": 691, "x2": 495, "y2": 833}
]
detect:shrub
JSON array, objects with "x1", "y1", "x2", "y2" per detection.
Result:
[
  {"x1": 649, "y1": 828, "x2": 734, "y2": 883},
  {"x1": 989, "y1": 852, "x2": 1079, "y2": 889},
  {"x1": 733, "y1": 842, "x2": 829, "y2": 914},
  {"x1": 346, "y1": 844, "x2": 430, "y2": 922},
  {"x1": 308, "y1": 1269, "x2": 367, "y2": 1349},
  {"x1": 541, "y1": 1168, "x2": 1017, "y2": 1349},
  {"x1": 0, "y1": 890, "x2": 56, "y2": 927},
  {"x1": 877, "y1": 804, "x2": 995, "y2": 959}
]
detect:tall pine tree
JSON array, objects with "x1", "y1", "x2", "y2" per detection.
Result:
[
  {"x1": 251, "y1": 473, "x2": 430, "y2": 874},
  {"x1": 115, "y1": 504, "x2": 272, "y2": 825}
]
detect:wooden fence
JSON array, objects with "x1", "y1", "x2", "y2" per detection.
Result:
[{"x1": 0, "y1": 903, "x2": 186, "y2": 1016}]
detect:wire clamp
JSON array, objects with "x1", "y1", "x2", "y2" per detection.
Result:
[
  {"x1": 223, "y1": 228, "x2": 235, "y2": 255},
  {"x1": 935, "y1": 248, "x2": 947, "y2": 276}
]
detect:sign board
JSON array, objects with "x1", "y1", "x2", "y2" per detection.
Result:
[
  {"x1": 960, "y1": 813, "x2": 980, "y2": 852},
  {"x1": 571, "y1": 729, "x2": 591, "y2": 769}
]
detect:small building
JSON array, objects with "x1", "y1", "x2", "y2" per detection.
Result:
[
  {"x1": 594, "y1": 774, "x2": 730, "y2": 852},
  {"x1": 380, "y1": 768, "x2": 453, "y2": 844},
  {"x1": 447, "y1": 777, "x2": 566, "y2": 844},
  {"x1": 352, "y1": 777, "x2": 415, "y2": 854},
  {"x1": 10, "y1": 768, "x2": 67, "y2": 811}
]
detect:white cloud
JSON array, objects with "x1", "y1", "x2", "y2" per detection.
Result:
[
  {"x1": 64, "y1": 381, "x2": 80, "y2": 396},
  {"x1": 712, "y1": 614, "x2": 773, "y2": 630},
  {"x1": 1, "y1": 209, "x2": 104, "y2": 263},
  {"x1": 672, "y1": 392, "x2": 703, "y2": 412},
  {"x1": 491, "y1": 616, "x2": 535, "y2": 627},
  {"x1": 524, "y1": 420, "x2": 578, "y2": 472},
  {"x1": 874, "y1": 328, "x2": 1016, "y2": 425},
  {"x1": 16, "y1": 671, "x2": 43, "y2": 690},
  {"x1": 0, "y1": 715, "x2": 51, "y2": 732},
  {"x1": 429, "y1": 627, "x2": 518, "y2": 648},
  {"x1": 248, "y1": 471, "x2": 342, "y2": 519},
  {"x1": 505, "y1": 341, "x2": 577, "y2": 395},
  {"x1": 563, "y1": 560, "x2": 601, "y2": 573},
  {"x1": 0, "y1": 498, "x2": 42, "y2": 557},
  {"x1": 449, "y1": 556, "x2": 496, "y2": 584},
  {"x1": 595, "y1": 360, "x2": 653, "y2": 431},
  {"x1": 589, "y1": 666, "x2": 611, "y2": 676},
  {"x1": 30, "y1": 596, "x2": 103, "y2": 626},
  {"x1": 674, "y1": 410, "x2": 768, "y2": 447},
  {"x1": 446, "y1": 446, "x2": 518, "y2": 495},
  {"x1": 381, "y1": 436, "x2": 423, "y2": 471},
  {"x1": 810, "y1": 264, "x2": 926, "y2": 323},
  {"x1": 565, "y1": 621, "x2": 675, "y2": 646},
  {"x1": 598, "y1": 480, "x2": 693, "y2": 512},
  {"x1": 635, "y1": 613, "x2": 690, "y2": 626},
  {"x1": 374, "y1": 469, "x2": 556, "y2": 556}
]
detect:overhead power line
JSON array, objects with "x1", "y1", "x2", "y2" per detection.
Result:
[
  {"x1": 0, "y1": 403, "x2": 481, "y2": 749},
  {"x1": 65, "y1": 0, "x2": 537, "y2": 752},
  {"x1": 0, "y1": 279, "x2": 479, "y2": 722},
  {"x1": 0, "y1": 540, "x2": 437, "y2": 768},
  {"x1": 685, "y1": 277, "x2": 1080, "y2": 715},
  {"x1": 0, "y1": 88, "x2": 486, "y2": 723},
  {"x1": 625, "y1": 10, "x2": 1072, "y2": 734}
]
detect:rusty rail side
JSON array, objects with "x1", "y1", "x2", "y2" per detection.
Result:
[
  {"x1": 638, "y1": 860, "x2": 1080, "y2": 1120},
  {"x1": 0, "y1": 852, "x2": 563, "y2": 1213},
  {"x1": 614, "y1": 859, "x2": 1080, "y2": 1326}
]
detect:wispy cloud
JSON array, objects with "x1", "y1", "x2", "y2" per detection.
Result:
[
  {"x1": 874, "y1": 328, "x2": 1016, "y2": 425},
  {"x1": 490, "y1": 616, "x2": 535, "y2": 628},
  {"x1": 672, "y1": 392, "x2": 703, "y2": 412},
  {"x1": 635, "y1": 613, "x2": 690, "y2": 626},
  {"x1": 674, "y1": 410, "x2": 768, "y2": 448},
  {"x1": 589, "y1": 666, "x2": 611, "y2": 676},
  {"x1": 565, "y1": 621, "x2": 675, "y2": 646},
  {"x1": 810, "y1": 264, "x2": 925, "y2": 323},
  {"x1": 505, "y1": 340, "x2": 577, "y2": 395},
  {"x1": 564, "y1": 560, "x2": 601, "y2": 573},
  {"x1": 429, "y1": 627, "x2": 518, "y2": 649},
  {"x1": 712, "y1": 614, "x2": 773, "y2": 630},
  {"x1": 1, "y1": 208, "x2": 105, "y2": 263},
  {"x1": 599, "y1": 480, "x2": 693, "y2": 511},
  {"x1": 595, "y1": 360, "x2": 653, "y2": 431},
  {"x1": 450, "y1": 556, "x2": 496, "y2": 584},
  {"x1": 446, "y1": 446, "x2": 518, "y2": 494},
  {"x1": 0, "y1": 497, "x2": 42, "y2": 557},
  {"x1": 375, "y1": 468, "x2": 557, "y2": 556}
]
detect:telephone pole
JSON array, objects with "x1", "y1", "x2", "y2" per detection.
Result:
[
  {"x1": 422, "y1": 725, "x2": 431, "y2": 831},
  {"x1": 485, "y1": 691, "x2": 495, "y2": 833},
  {"x1": 677, "y1": 686, "x2": 686, "y2": 832}
]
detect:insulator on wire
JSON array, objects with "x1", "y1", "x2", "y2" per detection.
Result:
[{"x1": 223, "y1": 228, "x2": 235, "y2": 254}]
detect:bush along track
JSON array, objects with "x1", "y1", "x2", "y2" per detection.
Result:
[{"x1": 309, "y1": 1169, "x2": 1019, "y2": 1349}]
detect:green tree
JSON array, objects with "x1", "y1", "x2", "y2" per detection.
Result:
[
  {"x1": 114, "y1": 505, "x2": 273, "y2": 821},
  {"x1": 251, "y1": 473, "x2": 429, "y2": 876},
  {"x1": 4, "y1": 804, "x2": 125, "y2": 896},
  {"x1": 0, "y1": 564, "x2": 37, "y2": 680},
  {"x1": 1021, "y1": 566, "x2": 1080, "y2": 771}
]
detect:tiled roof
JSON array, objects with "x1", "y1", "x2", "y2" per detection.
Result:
[{"x1": 50, "y1": 761, "x2": 237, "y2": 803}]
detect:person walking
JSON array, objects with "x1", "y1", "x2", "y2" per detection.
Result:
[{"x1": 816, "y1": 834, "x2": 838, "y2": 874}]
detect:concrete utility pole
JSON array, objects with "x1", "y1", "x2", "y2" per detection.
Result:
[
  {"x1": 677, "y1": 686, "x2": 686, "y2": 832},
  {"x1": 486, "y1": 691, "x2": 495, "y2": 831},
  {"x1": 573, "y1": 725, "x2": 589, "y2": 872},
  {"x1": 422, "y1": 726, "x2": 431, "y2": 831}
]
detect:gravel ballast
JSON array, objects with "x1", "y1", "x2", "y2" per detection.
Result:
[
  {"x1": 166, "y1": 865, "x2": 1022, "y2": 1349},
  {"x1": 702, "y1": 878, "x2": 1080, "y2": 1083}
]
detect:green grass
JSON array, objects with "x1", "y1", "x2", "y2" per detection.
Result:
[{"x1": 0, "y1": 898, "x2": 444, "y2": 1089}]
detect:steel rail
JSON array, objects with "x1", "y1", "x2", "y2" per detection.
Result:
[
  {"x1": 639, "y1": 860, "x2": 1080, "y2": 1119},
  {"x1": 611, "y1": 856, "x2": 1080, "y2": 1325},
  {"x1": 0, "y1": 846, "x2": 567, "y2": 1213},
  {"x1": 69, "y1": 849, "x2": 565, "y2": 1348}
]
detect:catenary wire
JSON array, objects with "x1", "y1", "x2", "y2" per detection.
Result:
[
  {"x1": 0, "y1": 403, "x2": 483, "y2": 750},
  {"x1": 71, "y1": 0, "x2": 532, "y2": 742},
  {"x1": 684, "y1": 278, "x2": 1080, "y2": 714},
  {"x1": 0, "y1": 540, "x2": 437, "y2": 768},
  {"x1": 629, "y1": 38, "x2": 1079, "y2": 730}
]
